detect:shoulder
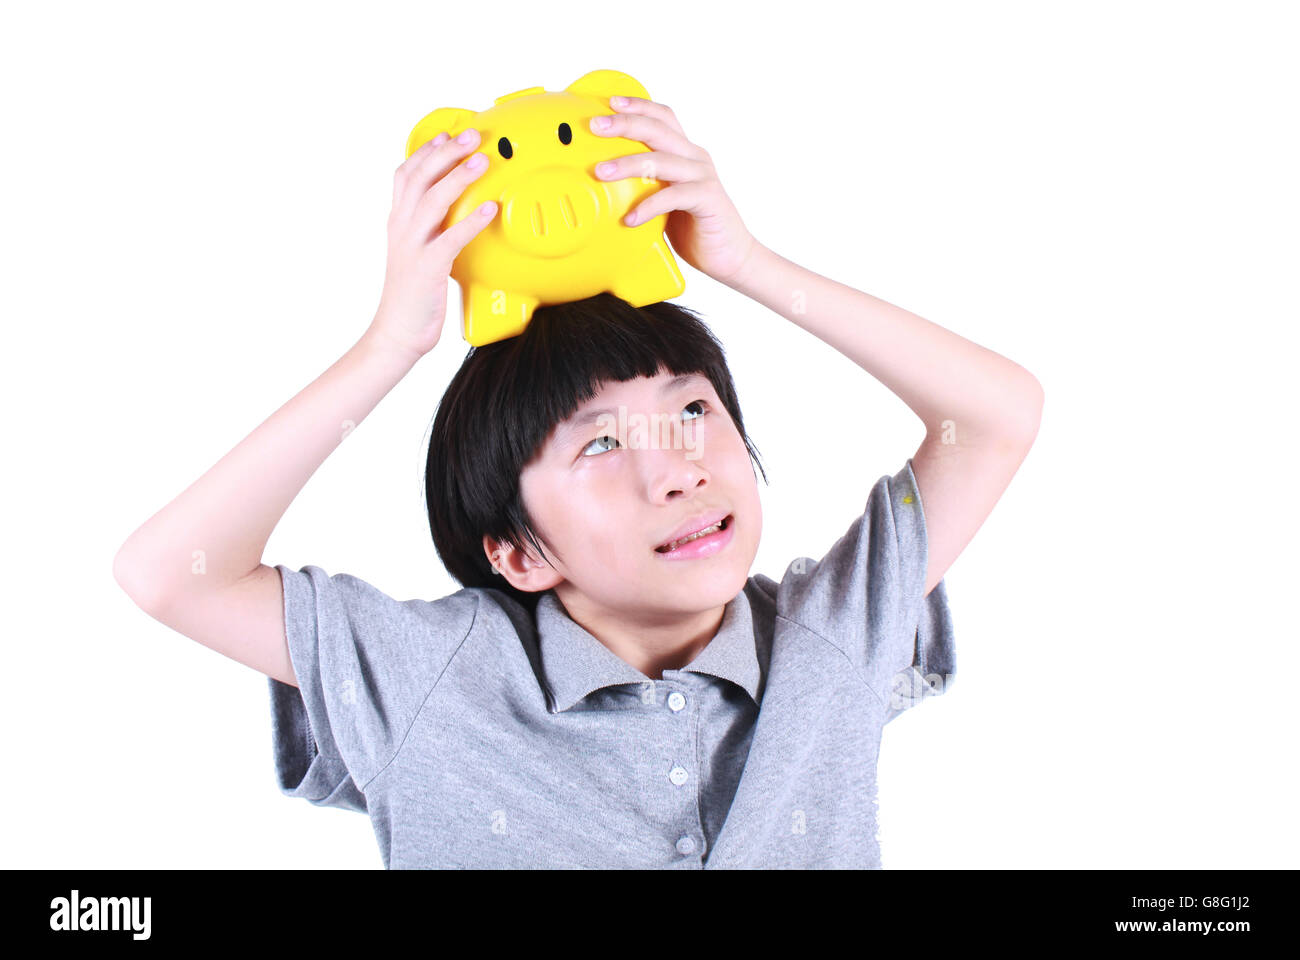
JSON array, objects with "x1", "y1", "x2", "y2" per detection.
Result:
[{"x1": 277, "y1": 564, "x2": 524, "y2": 674}]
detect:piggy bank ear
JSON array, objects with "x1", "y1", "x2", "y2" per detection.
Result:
[
  {"x1": 565, "y1": 69, "x2": 651, "y2": 103},
  {"x1": 405, "y1": 107, "x2": 476, "y2": 158}
]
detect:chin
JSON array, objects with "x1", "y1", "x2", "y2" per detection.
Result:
[{"x1": 659, "y1": 557, "x2": 751, "y2": 607}]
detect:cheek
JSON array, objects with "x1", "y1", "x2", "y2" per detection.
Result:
[
  {"x1": 568, "y1": 478, "x2": 649, "y2": 563},
  {"x1": 567, "y1": 466, "x2": 621, "y2": 512},
  {"x1": 519, "y1": 473, "x2": 575, "y2": 549},
  {"x1": 569, "y1": 514, "x2": 643, "y2": 576},
  {"x1": 712, "y1": 425, "x2": 754, "y2": 473},
  {"x1": 557, "y1": 482, "x2": 623, "y2": 541}
]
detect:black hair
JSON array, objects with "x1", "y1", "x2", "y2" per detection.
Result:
[{"x1": 424, "y1": 292, "x2": 767, "y2": 613}]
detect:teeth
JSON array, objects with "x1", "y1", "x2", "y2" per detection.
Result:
[{"x1": 660, "y1": 517, "x2": 727, "y2": 551}]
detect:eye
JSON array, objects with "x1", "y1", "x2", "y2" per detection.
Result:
[
  {"x1": 578, "y1": 401, "x2": 708, "y2": 459},
  {"x1": 580, "y1": 435, "x2": 618, "y2": 458},
  {"x1": 497, "y1": 136, "x2": 513, "y2": 159},
  {"x1": 557, "y1": 122, "x2": 572, "y2": 145}
]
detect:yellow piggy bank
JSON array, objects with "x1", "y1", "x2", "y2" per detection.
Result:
[{"x1": 404, "y1": 68, "x2": 686, "y2": 347}]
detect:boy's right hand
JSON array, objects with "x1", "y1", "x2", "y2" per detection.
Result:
[{"x1": 369, "y1": 128, "x2": 497, "y2": 361}]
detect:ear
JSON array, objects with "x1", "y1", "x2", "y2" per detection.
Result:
[
  {"x1": 482, "y1": 534, "x2": 564, "y2": 593},
  {"x1": 564, "y1": 69, "x2": 651, "y2": 102},
  {"x1": 405, "y1": 106, "x2": 477, "y2": 158}
]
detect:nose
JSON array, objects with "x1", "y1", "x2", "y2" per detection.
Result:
[
  {"x1": 644, "y1": 445, "x2": 710, "y2": 503},
  {"x1": 498, "y1": 166, "x2": 601, "y2": 258}
]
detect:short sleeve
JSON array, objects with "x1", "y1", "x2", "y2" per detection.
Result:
[
  {"x1": 773, "y1": 457, "x2": 956, "y2": 724},
  {"x1": 267, "y1": 564, "x2": 479, "y2": 812}
]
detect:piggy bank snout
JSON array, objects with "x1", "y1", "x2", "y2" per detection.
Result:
[{"x1": 497, "y1": 166, "x2": 603, "y2": 258}]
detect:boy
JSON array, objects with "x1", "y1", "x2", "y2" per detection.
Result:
[{"x1": 114, "y1": 96, "x2": 1043, "y2": 869}]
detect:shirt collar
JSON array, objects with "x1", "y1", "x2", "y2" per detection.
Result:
[{"x1": 536, "y1": 587, "x2": 762, "y2": 713}]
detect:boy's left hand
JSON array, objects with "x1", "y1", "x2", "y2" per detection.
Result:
[{"x1": 591, "y1": 95, "x2": 759, "y2": 287}]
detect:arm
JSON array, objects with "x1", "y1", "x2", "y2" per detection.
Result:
[
  {"x1": 723, "y1": 243, "x2": 1044, "y2": 596},
  {"x1": 112, "y1": 331, "x2": 418, "y2": 684},
  {"x1": 579, "y1": 94, "x2": 1042, "y2": 597},
  {"x1": 112, "y1": 126, "x2": 498, "y2": 683}
]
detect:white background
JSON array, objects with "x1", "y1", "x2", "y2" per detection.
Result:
[{"x1": 3, "y1": 0, "x2": 1296, "y2": 869}]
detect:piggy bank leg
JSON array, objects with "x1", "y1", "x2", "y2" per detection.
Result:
[
  {"x1": 608, "y1": 236, "x2": 686, "y2": 307},
  {"x1": 464, "y1": 285, "x2": 538, "y2": 346}
]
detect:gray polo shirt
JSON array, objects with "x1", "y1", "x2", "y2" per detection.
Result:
[{"x1": 267, "y1": 457, "x2": 955, "y2": 868}]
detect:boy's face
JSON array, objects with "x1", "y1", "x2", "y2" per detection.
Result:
[{"x1": 493, "y1": 369, "x2": 762, "y2": 616}]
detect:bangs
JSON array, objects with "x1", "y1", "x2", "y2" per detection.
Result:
[{"x1": 485, "y1": 293, "x2": 735, "y2": 470}]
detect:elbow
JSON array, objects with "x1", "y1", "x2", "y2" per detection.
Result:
[
  {"x1": 113, "y1": 543, "x2": 168, "y2": 616},
  {"x1": 1010, "y1": 370, "x2": 1044, "y2": 446},
  {"x1": 1024, "y1": 375, "x2": 1044, "y2": 442}
]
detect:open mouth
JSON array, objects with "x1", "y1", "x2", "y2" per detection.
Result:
[{"x1": 654, "y1": 514, "x2": 733, "y2": 555}]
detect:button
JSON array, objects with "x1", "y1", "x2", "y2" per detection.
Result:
[
  {"x1": 668, "y1": 692, "x2": 686, "y2": 712},
  {"x1": 668, "y1": 766, "x2": 689, "y2": 786},
  {"x1": 675, "y1": 835, "x2": 695, "y2": 854}
]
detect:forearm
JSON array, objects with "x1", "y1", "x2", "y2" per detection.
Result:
[
  {"x1": 113, "y1": 324, "x2": 419, "y2": 607},
  {"x1": 724, "y1": 243, "x2": 1043, "y2": 443}
]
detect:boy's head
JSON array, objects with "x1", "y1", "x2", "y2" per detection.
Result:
[{"x1": 426, "y1": 293, "x2": 767, "y2": 619}]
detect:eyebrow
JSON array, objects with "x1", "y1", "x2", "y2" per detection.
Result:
[{"x1": 552, "y1": 373, "x2": 710, "y2": 450}]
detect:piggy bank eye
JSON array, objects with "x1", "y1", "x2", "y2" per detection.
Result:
[
  {"x1": 497, "y1": 137, "x2": 513, "y2": 159},
  {"x1": 557, "y1": 122, "x2": 572, "y2": 145}
]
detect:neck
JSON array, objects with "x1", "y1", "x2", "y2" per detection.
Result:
[{"x1": 552, "y1": 586, "x2": 727, "y2": 680}]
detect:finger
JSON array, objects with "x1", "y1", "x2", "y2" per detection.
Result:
[
  {"x1": 589, "y1": 110, "x2": 706, "y2": 163},
  {"x1": 410, "y1": 149, "x2": 491, "y2": 242},
  {"x1": 393, "y1": 132, "x2": 449, "y2": 206},
  {"x1": 594, "y1": 150, "x2": 708, "y2": 186},
  {"x1": 400, "y1": 130, "x2": 478, "y2": 216},
  {"x1": 397, "y1": 128, "x2": 484, "y2": 218},
  {"x1": 623, "y1": 181, "x2": 708, "y2": 226},
  {"x1": 427, "y1": 198, "x2": 498, "y2": 265},
  {"x1": 608, "y1": 95, "x2": 686, "y2": 138}
]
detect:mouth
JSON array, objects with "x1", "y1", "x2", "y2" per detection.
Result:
[{"x1": 654, "y1": 514, "x2": 735, "y2": 559}]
